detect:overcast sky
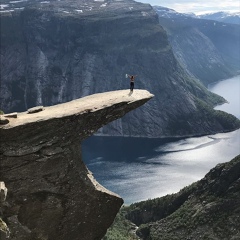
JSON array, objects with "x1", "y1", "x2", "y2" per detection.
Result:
[{"x1": 136, "y1": 0, "x2": 239, "y2": 14}]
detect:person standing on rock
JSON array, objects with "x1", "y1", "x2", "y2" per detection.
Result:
[{"x1": 127, "y1": 74, "x2": 137, "y2": 92}]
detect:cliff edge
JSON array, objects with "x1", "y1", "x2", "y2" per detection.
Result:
[
  {"x1": 2, "y1": 0, "x2": 239, "y2": 137},
  {"x1": 0, "y1": 89, "x2": 153, "y2": 240}
]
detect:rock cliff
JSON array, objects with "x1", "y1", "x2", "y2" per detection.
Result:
[
  {"x1": 154, "y1": 6, "x2": 240, "y2": 85},
  {"x1": 1, "y1": 0, "x2": 239, "y2": 137},
  {"x1": 0, "y1": 89, "x2": 153, "y2": 240}
]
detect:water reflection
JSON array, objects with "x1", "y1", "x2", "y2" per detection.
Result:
[
  {"x1": 82, "y1": 130, "x2": 240, "y2": 204},
  {"x1": 209, "y1": 75, "x2": 240, "y2": 118},
  {"x1": 82, "y1": 75, "x2": 240, "y2": 204}
]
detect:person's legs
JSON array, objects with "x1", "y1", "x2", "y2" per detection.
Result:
[{"x1": 130, "y1": 82, "x2": 134, "y2": 91}]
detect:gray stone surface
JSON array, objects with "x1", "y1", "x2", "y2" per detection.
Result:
[
  {"x1": 0, "y1": 182, "x2": 7, "y2": 203},
  {"x1": 0, "y1": 90, "x2": 153, "y2": 240},
  {"x1": 0, "y1": 182, "x2": 10, "y2": 239},
  {"x1": 27, "y1": 106, "x2": 44, "y2": 114},
  {"x1": 3, "y1": 112, "x2": 18, "y2": 118}
]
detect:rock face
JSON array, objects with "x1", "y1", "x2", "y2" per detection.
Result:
[
  {"x1": 0, "y1": 182, "x2": 10, "y2": 238},
  {"x1": 0, "y1": 90, "x2": 153, "y2": 240},
  {"x1": 1, "y1": 0, "x2": 239, "y2": 137},
  {"x1": 125, "y1": 154, "x2": 240, "y2": 240},
  {"x1": 154, "y1": 6, "x2": 240, "y2": 86}
]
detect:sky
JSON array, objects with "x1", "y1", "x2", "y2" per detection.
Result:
[{"x1": 136, "y1": 0, "x2": 240, "y2": 15}]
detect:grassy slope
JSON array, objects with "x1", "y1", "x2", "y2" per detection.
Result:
[{"x1": 104, "y1": 155, "x2": 240, "y2": 240}]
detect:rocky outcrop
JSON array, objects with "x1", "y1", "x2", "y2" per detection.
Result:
[
  {"x1": 0, "y1": 90, "x2": 153, "y2": 240},
  {"x1": 124, "y1": 154, "x2": 240, "y2": 240},
  {"x1": 0, "y1": 182, "x2": 10, "y2": 238},
  {"x1": 1, "y1": 0, "x2": 239, "y2": 137}
]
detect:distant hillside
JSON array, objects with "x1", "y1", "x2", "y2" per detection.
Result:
[
  {"x1": 154, "y1": 6, "x2": 240, "y2": 86},
  {"x1": 104, "y1": 154, "x2": 240, "y2": 239},
  {"x1": 198, "y1": 11, "x2": 240, "y2": 25}
]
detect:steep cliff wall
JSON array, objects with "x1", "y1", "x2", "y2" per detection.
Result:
[
  {"x1": 154, "y1": 7, "x2": 240, "y2": 85},
  {"x1": 1, "y1": 0, "x2": 239, "y2": 137},
  {"x1": 0, "y1": 90, "x2": 153, "y2": 240}
]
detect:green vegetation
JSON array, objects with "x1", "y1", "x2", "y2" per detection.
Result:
[
  {"x1": 181, "y1": 71, "x2": 226, "y2": 107},
  {"x1": 104, "y1": 156, "x2": 240, "y2": 240},
  {"x1": 167, "y1": 97, "x2": 240, "y2": 136},
  {"x1": 0, "y1": 110, "x2": 4, "y2": 115},
  {"x1": 104, "y1": 183, "x2": 198, "y2": 239},
  {"x1": 195, "y1": 98, "x2": 240, "y2": 129},
  {"x1": 103, "y1": 206, "x2": 138, "y2": 240}
]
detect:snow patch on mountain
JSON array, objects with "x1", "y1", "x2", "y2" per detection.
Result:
[
  {"x1": 198, "y1": 11, "x2": 240, "y2": 25},
  {"x1": 154, "y1": 6, "x2": 196, "y2": 19}
]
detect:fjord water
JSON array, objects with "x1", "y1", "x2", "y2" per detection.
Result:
[
  {"x1": 209, "y1": 75, "x2": 240, "y2": 118},
  {"x1": 82, "y1": 75, "x2": 240, "y2": 204}
]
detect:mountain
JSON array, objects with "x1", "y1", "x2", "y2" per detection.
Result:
[
  {"x1": 1, "y1": 0, "x2": 240, "y2": 138},
  {"x1": 153, "y1": 6, "x2": 195, "y2": 19},
  {"x1": 104, "y1": 154, "x2": 240, "y2": 240},
  {"x1": 154, "y1": 6, "x2": 240, "y2": 86},
  {"x1": 198, "y1": 12, "x2": 240, "y2": 25}
]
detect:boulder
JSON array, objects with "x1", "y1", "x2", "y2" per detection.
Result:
[
  {"x1": 3, "y1": 113, "x2": 18, "y2": 118},
  {"x1": 0, "y1": 182, "x2": 7, "y2": 202},
  {"x1": 27, "y1": 106, "x2": 44, "y2": 114},
  {"x1": 0, "y1": 116, "x2": 9, "y2": 125}
]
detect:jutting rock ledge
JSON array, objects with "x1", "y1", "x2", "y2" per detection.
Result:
[{"x1": 0, "y1": 89, "x2": 154, "y2": 240}]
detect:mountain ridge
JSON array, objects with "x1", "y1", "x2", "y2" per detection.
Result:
[
  {"x1": 1, "y1": 0, "x2": 240, "y2": 138},
  {"x1": 154, "y1": 6, "x2": 240, "y2": 86},
  {"x1": 198, "y1": 11, "x2": 240, "y2": 25}
]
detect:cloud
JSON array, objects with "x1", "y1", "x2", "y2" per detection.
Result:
[{"x1": 137, "y1": 0, "x2": 240, "y2": 14}]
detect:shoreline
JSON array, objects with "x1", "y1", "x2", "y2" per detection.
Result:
[
  {"x1": 93, "y1": 127, "x2": 240, "y2": 140},
  {"x1": 207, "y1": 73, "x2": 240, "y2": 88}
]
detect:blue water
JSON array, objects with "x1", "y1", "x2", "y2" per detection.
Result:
[
  {"x1": 82, "y1": 75, "x2": 240, "y2": 204},
  {"x1": 208, "y1": 75, "x2": 240, "y2": 118}
]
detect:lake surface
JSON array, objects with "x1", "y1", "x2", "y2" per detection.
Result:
[
  {"x1": 208, "y1": 75, "x2": 240, "y2": 118},
  {"x1": 82, "y1": 75, "x2": 240, "y2": 205}
]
